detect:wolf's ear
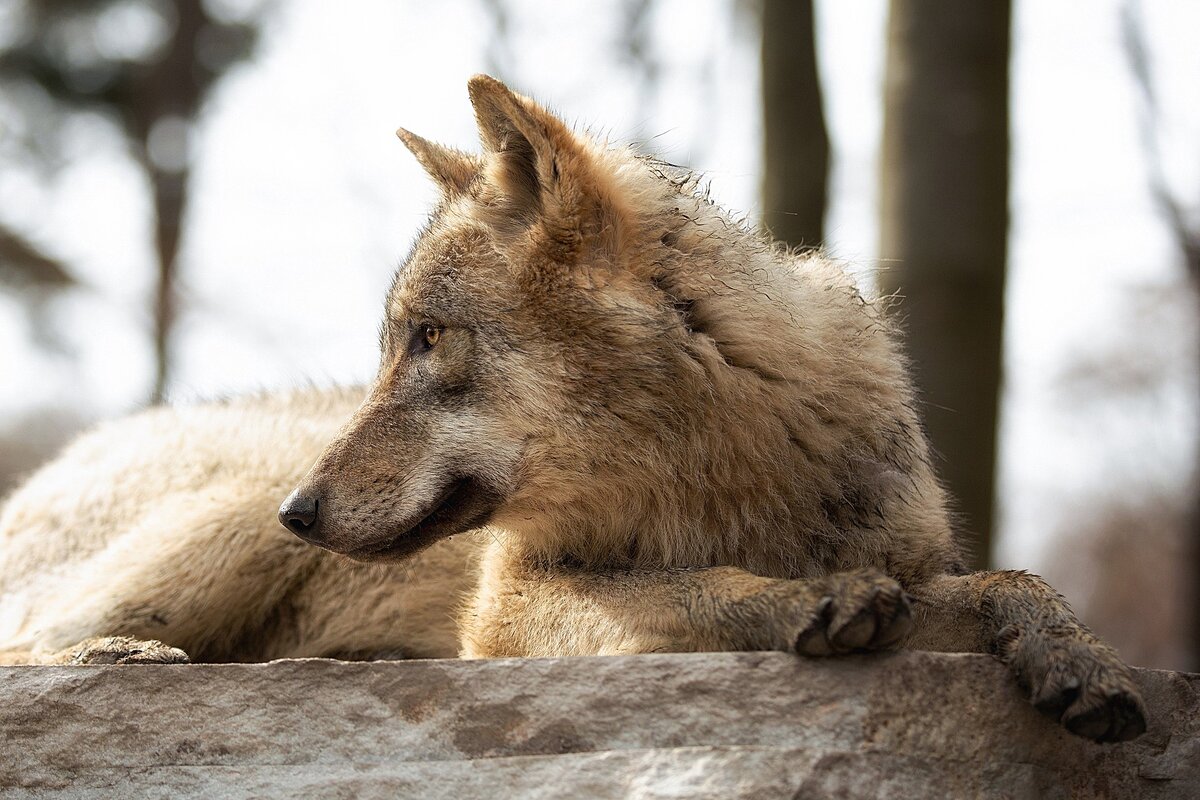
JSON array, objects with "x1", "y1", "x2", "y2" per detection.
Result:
[
  {"x1": 396, "y1": 128, "x2": 480, "y2": 196},
  {"x1": 467, "y1": 74, "x2": 623, "y2": 261}
]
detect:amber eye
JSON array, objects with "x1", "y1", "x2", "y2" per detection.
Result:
[{"x1": 422, "y1": 325, "x2": 441, "y2": 349}]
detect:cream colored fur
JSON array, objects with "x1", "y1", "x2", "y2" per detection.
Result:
[{"x1": 0, "y1": 388, "x2": 474, "y2": 662}]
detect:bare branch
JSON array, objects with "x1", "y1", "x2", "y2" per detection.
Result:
[
  {"x1": 0, "y1": 226, "x2": 74, "y2": 288},
  {"x1": 1121, "y1": 0, "x2": 1200, "y2": 279}
]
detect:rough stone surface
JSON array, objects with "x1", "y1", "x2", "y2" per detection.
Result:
[{"x1": 1, "y1": 651, "x2": 1197, "y2": 798}]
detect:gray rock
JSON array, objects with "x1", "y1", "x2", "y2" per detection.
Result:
[{"x1": 1, "y1": 651, "x2": 1196, "y2": 798}]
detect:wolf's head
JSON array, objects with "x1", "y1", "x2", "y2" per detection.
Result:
[{"x1": 280, "y1": 75, "x2": 907, "y2": 570}]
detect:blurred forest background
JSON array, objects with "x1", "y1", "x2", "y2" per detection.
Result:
[{"x1": 0, "y1": 0, "x2": 1197, "y2": 670}]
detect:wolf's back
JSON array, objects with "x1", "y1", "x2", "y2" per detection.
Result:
[{"x1": 0, "y1": 386, "x2": 360, "y2": 652}]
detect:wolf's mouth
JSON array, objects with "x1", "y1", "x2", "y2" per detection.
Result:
[{"x1": 346, "y1": 478, "x2": 500, "y2": 562}]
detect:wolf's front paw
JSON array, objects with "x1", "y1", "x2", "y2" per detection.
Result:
[
  {"x1": 998, "y1": 624, "x2": 1146, "y2": 743},
  {"x1": 62, "y1": 636, "x2": 190, "y2": 665},
  {"x1": 793, "y1": 569, "x2": 913, "y2": 656}
]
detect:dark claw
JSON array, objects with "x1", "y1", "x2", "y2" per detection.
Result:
[
  {"x1": 1065, "y1": 693, "x2": 1147, "y2": 743},
  {"x1": 871, "y1": 598, "x2": 913, "y2": 648},
  {"x1": 795, "y1": 596, "x2": 836, "y2": 656},
  {"x1": 1033, "y1": 676, "x2": 1080, "y2": 719}
]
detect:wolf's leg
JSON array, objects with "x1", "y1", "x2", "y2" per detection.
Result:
[
  {"x1": 461, "y1": 550, "x2": 912, "y2": 658},
  {"x1": 904, "y1": 571, "x2": 1147, "y2": 742}
]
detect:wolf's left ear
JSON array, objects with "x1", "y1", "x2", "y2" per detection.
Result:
[
  {"x1": 396, "y1": 128, "x2": 481, "y2": 196},
  {"x1": 467, "y1": 74, "x2": 624, "y2": 262}
]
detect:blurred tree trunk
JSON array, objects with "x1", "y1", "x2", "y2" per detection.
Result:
[
  {"x1": 150, "y1": 169, "x2": 188, "y2": 404},
  {"x1": 136, "y1": 0, "x2": 206, "y2": 404},
  {"x1": 761, "y1": 0, "x2": 828, "y2": 251},
  {"x1": 879, "y1": 0, "x2": 1011, "y2": 570}
]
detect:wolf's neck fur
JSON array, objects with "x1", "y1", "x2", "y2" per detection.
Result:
[{"x1": 496, "y1": 149, "x2": 955, "y2": 583}]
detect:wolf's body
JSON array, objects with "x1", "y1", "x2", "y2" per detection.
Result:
[{"x1": 0, "y1": 76, "x2": 1146, "y2": 742}]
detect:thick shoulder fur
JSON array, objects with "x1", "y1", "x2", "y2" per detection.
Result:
[{"x1": 391, "y1": 77, "x2": 963, "y2": 584}]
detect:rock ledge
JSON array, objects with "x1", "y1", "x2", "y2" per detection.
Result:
[{"x1": 2, "y1": 651, "x2": 1197, "y2": 798}]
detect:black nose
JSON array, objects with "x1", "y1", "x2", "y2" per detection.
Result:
[{"x1": 279, "y1": 490, "x2": 321, "y2": 540}]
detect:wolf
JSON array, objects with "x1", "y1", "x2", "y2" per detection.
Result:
[{"x1": 0, "y1": 76, "x2": 1145, "y2": 743}]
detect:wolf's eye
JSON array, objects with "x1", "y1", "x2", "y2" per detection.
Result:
[{"x1": 406, "y1": 322, "x2": 444, "y2": 356}]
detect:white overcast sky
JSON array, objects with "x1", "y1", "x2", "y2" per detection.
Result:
[{"x1": 2, "y1": 0, "x2": 1199, "y2": 574}]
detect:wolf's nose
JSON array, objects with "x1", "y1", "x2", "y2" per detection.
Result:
[{"x1": 279, "y1": 490, "x2": 321, "y2": 540}]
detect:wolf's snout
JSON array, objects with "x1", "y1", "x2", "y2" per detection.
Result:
[{"x1": 279, "y1": 489, "x2": 321, "y2": 540}]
